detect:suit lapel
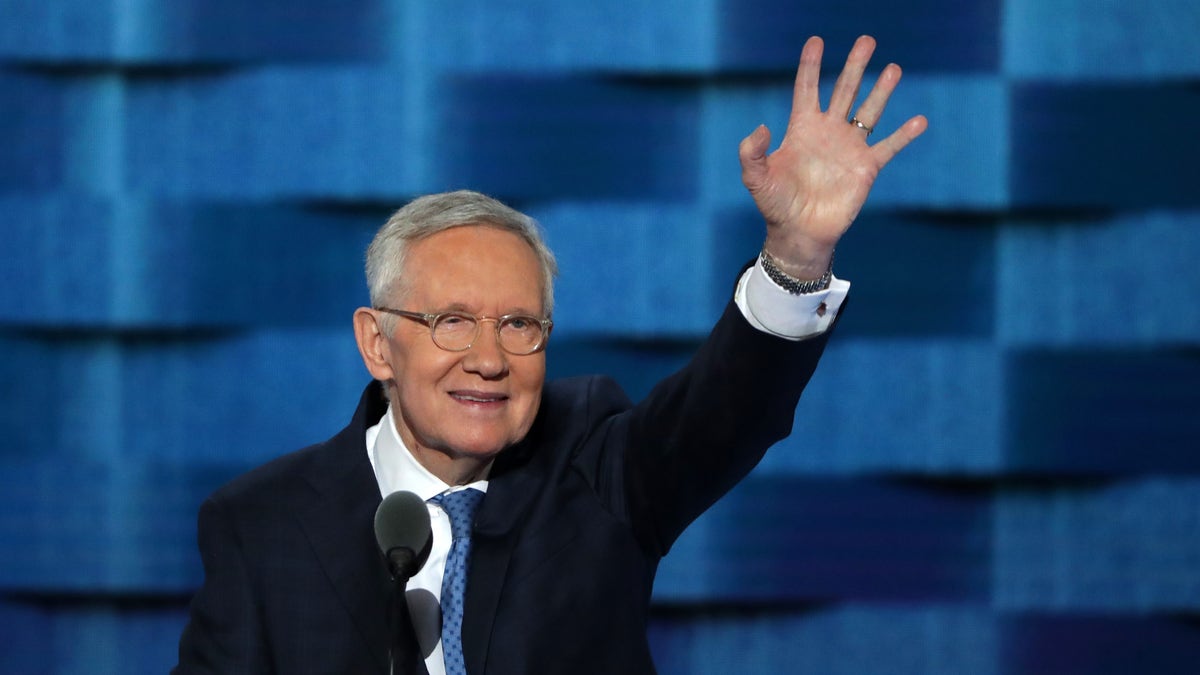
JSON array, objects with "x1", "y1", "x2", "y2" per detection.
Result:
[
  {"x1": 295, "y1": 383, "x2": 427, "y2": 674},
  {"x1": 461, "y1": 430, "x2": 550, "y2": 674}
]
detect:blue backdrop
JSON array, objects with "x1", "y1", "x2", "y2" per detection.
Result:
[{"x1": 1, "y1": 1, "x2": 1198, "y2": 673}]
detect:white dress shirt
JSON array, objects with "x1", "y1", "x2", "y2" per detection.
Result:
[{"x1": 365, "y1": 259, "x2": 849, "y2": 675}]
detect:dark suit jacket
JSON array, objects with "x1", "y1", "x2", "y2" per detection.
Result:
[{"x1": 174, "y1": 299, "x2": 834, "y2": 674}]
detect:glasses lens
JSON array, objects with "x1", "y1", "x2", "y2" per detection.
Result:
[
  {"x1": 431, "y1": 313, "x2": 478, "y2": 350},
  {"x1": 498, "y1": 315, "x2": 544, "y2": 354}
]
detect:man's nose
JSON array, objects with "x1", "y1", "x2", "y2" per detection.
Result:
[{"x1": 462, "y1": 322, "x2": 508, "y2": 377}]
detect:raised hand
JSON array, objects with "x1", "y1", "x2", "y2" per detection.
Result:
[{"x1": 738, "y1": 35, "x2": 928, "y2": 280}]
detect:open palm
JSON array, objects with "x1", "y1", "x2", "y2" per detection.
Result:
[{"x1": 740, "y1": 36, "x2": 928, "y2": 277}]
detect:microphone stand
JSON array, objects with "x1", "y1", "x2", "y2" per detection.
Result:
[
  {"x1": 387, "y1": 574, "x2": 417, "y2": 675},
  {"x1": 384, "y1": 546, "x2": 427, "y2": 675}
]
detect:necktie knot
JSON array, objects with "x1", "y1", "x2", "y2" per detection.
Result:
[{"x1": 431, "y1": 488, "x2": 484, "y2": 540}]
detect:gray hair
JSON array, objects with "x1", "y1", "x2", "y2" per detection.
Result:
[{"x1": 365, "y1": 190, "x2": 558, "y2": 317}]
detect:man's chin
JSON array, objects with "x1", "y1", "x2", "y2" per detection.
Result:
[{"x1": 437, "y1": 437, "x2": 510, "y2": 463}]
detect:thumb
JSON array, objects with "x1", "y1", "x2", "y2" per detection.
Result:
[{"x1": 738, "y1": 124, "x2": 771, "y2": 192}]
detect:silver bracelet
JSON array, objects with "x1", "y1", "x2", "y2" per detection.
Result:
[{"x1": 759, "y1": 248, "x2": 833, "y2": 295}]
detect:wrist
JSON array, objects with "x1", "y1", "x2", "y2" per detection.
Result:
[
  {"x1": 761, "y1": 231, "x2": 836, "y2": 276},
  {"x1": 759, "y1": 247, "x2": 834, "y2": 294}
]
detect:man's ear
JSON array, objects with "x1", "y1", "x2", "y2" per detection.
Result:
[{"x1": 353, "y1": 308, "x2": 395, "y2": 382}]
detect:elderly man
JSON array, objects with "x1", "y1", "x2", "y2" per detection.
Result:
[{"x1": 174, "y1": 36, "x2": 926, "y2": 674}]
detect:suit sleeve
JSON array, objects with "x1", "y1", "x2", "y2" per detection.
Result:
[
  {"x1": 174, "y1": 496, "x2": 272, "y2": 674},
  {"x1": 612, "y1": 297, "x2": 837, "y2": 556}
]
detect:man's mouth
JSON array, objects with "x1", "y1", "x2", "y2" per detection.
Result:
[{"x1": 450, "y1": 391, "x2": 508, "y2": 403}]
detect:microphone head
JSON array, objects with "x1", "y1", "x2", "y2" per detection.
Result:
[{"x1": 374, "y1": 490, "x2": 433, "y2": 581}]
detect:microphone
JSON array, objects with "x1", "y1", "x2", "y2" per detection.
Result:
[{"x1": 374, "y1": 490, "x2": 433, "y2": 581}]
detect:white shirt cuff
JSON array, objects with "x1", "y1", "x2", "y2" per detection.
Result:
[{"x1": 733, "y1": 259, "x2": 850, "y2": 340}]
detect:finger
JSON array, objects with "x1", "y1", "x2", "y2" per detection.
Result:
[
  {"x1": 869, "y1": 114, "x2": 928, "y2": 165},
  {"x1": 828, "y1": 35, "x2": 876, "y2": 119},
  {"x1": 852, "y1": 62, "x2": 902, "y2": 129},
  {"x1": 789, "y1": 36, "x2": 824, "y2": 120},
  {"x1": 738, "y1": 124, "x2": 772, "y2": 191}
]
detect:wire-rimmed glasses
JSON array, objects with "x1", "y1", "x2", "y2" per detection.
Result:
[{"x1": 376, "y1": 308, "x2": 552, "y2": 355}]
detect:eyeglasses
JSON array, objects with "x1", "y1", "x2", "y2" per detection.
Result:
[{"x1": 376, "y1": 308, "x2": 553, "y2": 355}]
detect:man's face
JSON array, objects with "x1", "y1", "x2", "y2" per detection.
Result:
[{"x1": 383, "y1": 225, "x2": 547, "y2": 473}]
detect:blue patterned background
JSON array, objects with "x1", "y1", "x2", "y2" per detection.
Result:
[{"x1": 1, "y1": 1, "x2": 1198, "y2": 672}]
